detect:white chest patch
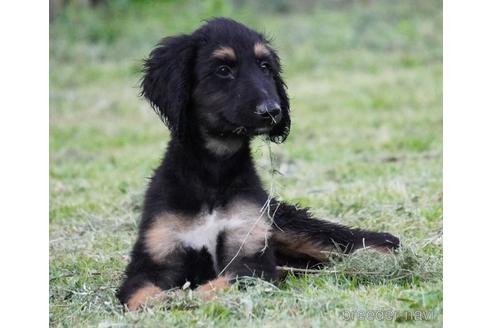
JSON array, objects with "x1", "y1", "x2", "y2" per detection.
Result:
[
  {"x1": 144, "y1": 200, "x2": 272, "y2": 272},
  {"x1": 177, "y1": 211, "x2": 243, "y2": 271}
]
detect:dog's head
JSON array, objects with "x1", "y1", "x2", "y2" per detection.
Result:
[{"x1": 141, "y1": 18, "x2": 290, "y2": 146}]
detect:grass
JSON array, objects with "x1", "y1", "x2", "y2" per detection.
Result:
[{"x1": 49, "y1": 0, "x2": 442, "y2": 326}]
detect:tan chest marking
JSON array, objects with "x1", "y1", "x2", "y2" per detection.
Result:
[
  {"x1": 221, "y1": 200, "x2": 271, "y2": 257},
  {"x1": 144, "y1": 213, "x2": 186, "y2": 263},
  {"x1": 144, "y1": 200, "x2": 272, "y2": 267}
]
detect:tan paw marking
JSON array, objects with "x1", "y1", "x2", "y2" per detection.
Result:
[
  {"x1": 196, "y1": 276, "x2": 231, "y2": 301},
  {"x1": 126, "y1": 284, "x2": 163, "y2": 311}
]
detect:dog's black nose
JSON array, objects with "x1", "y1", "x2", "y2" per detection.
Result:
[{"x1": 256, "y1": 101, "x2": 282, "y2": 122}]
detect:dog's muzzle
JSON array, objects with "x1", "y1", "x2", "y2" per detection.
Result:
[{"x1": 256, "y1": 100, "x2": 282, "y2": 124}]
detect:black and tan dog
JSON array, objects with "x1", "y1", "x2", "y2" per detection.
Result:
[{"x1": 117, "y1": 18, "x2": 399, "y2": 310}]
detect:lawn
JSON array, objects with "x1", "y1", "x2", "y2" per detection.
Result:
[{"x1": 49, "y1": 0, "x2": 443, "y2": 327}]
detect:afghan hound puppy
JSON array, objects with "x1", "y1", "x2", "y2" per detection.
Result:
[{"x1": 117, "y1": 18, "x2": 400, "y2": 310}]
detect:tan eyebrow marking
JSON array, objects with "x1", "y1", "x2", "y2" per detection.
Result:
[
  {"x1": 211, "y1": 46, "x2": 236, "y2": 61},
  {"x1": 254, "y1": 42, "x2": 271, "y2": 57}
]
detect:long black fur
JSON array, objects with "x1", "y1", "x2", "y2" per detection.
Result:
[{"x1": 117, "y1": 18, "x2": 399, "y2": 308}]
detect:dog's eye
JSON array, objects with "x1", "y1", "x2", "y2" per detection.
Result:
[
  {"x1": 259, "y1": 61, "x2": 271, "y2": 73},
  {"x1": 216, "y1": 65, "x2": 233, "y2": 78}
]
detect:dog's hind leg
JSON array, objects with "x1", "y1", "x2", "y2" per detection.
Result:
[{"x1": 270, "y1": 201, "x2": 399, "y2": 268}]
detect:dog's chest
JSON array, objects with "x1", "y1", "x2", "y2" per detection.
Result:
[
  {"x1": 176, "y1": 210, "x2": 243, "y2": 267},
  {"x1": 144, "y1": 200, "x2": 272, "y2": 272}
]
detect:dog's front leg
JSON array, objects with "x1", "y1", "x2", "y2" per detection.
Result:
[
  {"x1": 196, "y1": 235, "x2": 278, "y2": 300},
  {"x1": 270, "y1": 201, "x2": 400, "y2": 265},
  {"x1": 196, "y1": 249, "x2": 278, "y2": 300}
]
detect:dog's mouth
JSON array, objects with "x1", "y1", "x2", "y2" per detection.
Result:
[
  {"x1": 227, "y1": 121, "x2": 273, "y2": 137},
  {"x1": 219, "y1": 114, "x2": 274, "y2": 137}
]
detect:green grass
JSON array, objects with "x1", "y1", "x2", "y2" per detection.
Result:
[{"x1": 50, "y1": 0, "x2": 442, "y2": 326}]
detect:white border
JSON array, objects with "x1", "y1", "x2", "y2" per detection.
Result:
[
  {"x1": 0, "y1": 0, "x2": 48, "y2": 326},
  {"x1": 444, "y1": 0, "x2": 492, "y2": 326},
  {"x1": 1, "y1": 0, "x2": 491, "y2": 325}
]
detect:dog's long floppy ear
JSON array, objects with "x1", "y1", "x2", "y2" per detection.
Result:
[
  {"x1": 268, "y1": 50, "x2": 291, "y2": 144},
  {"x1": 141, "y1": 35, "x2": 196, "y2": 139}
]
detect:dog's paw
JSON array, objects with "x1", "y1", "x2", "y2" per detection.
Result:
[
  {"x1": 362, "y1": 232, "x2": 400, "y2": 253},
  {"x1": 195, "y1": 276, "x2": 231, "y2": 301},
  {"x1": 125, "y1": 284, "x2": 164, "y2": 311}
]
